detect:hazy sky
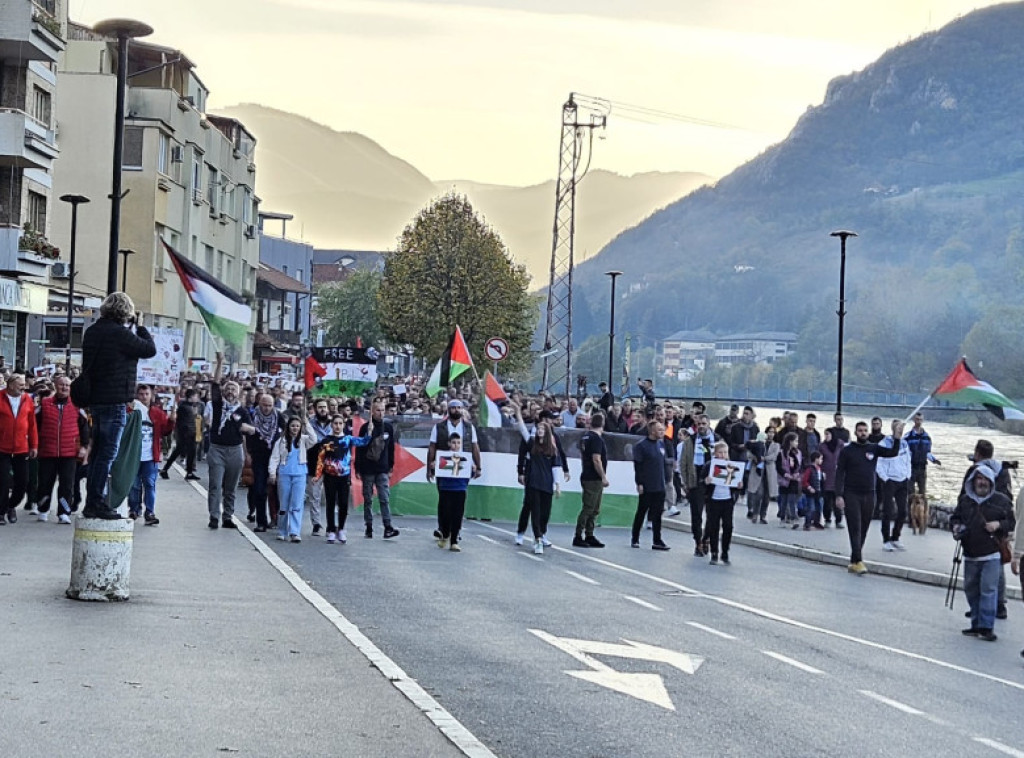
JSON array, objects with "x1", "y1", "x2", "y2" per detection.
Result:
[{"x1": 72, "y1": 0, "x2": 1005, "y2": 185}]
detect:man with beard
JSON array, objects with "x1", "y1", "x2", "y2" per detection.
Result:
[
  {"x1": 204, "y1": 353, "x2": 256, "y2": 529},
  {"x1": 427, "y1": 399, "x2": 483, "y2": 544},
  {"x1": 304, "y1": 398, "x2": 333, "y2": 536},
  {"x1": 680, "y1": 414, "x2": 716, "y2": 555},
  {"x1": 246, "y1": 393, "x2": 283, "y2": 532},
  {"x1": 356, "y1": 399, "x2": 400, "y2": 539}
]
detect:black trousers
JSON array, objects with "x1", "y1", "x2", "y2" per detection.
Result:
[
  {"x1": 36, "y1": 457, "x2": 78, "y2": 514},
  {"x1": 880, "y1": 478, "x2": 909, "y2": 542},
  {"x1": 843, "y1": 490, "x2": 874, "y2": 564},
  {"x1": 0, "y1": 452, "x2": 28, "y2": 515},
  {"x1": 687, "y1": 486, "x2": 706, "y2": 544},
  {"x1": 823, "y1": 491, "x2": 841, "y2": 523},
  {"x1": 323, "y1": 474, "x2": 351, "y2": 533},
  {"x1": 518, "y1": 487, "x2": 553, "y2": 539},
  {"x1": 632, "y1": 490, "x2": 664, "y2": 544},
  {"x1": 438, "y1": 488, "x2": 467, "y2": 542},
  {"x1": 706, "y1": 497, "x2": 734, "y2": 556},
  {"x1": 910, "y1": 466, "x2": 927, "y2": 497},
  {"x1": 247, "y1": 454, "x2": 272, "y2": 528},
  {"x1": 163, "y1": 434, "x2": 197, "y2": 474}
]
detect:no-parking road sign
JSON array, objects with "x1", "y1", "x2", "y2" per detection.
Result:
[{"x1": 485, "y1": 337, "x2": 509, "y2": 362}]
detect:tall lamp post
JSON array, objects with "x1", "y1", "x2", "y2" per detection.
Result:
[
  {"x1": 59, "y1": 194, "x2": 90, "y2": 373},
  {"x1": 92, "y1": 18, "x2": 153, "y2": 295},
  {"x1": 119, "y1": 248, "x2": 136, "y2": 292},
  {"x1": 604, "y1": 270, "x2": 622, "y2": 395},
  {"x1": 830, "y1": 230, "x2": 857, "y2": 413}
]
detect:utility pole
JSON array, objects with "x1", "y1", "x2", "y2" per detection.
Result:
[{"x1": 540, "y1": 94, "x2": 607, "y2": 397}]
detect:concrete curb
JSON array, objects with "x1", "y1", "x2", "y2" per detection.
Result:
[{"x1": 661, "y1": 517, "x2": 1024, "y2": 600}]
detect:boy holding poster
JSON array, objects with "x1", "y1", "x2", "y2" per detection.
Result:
[
  {"x1": 705, "y1": 441, "x2": 745, "y2": 565},
  {"x1": 435, "y1": 433, "x2": 470, "y2": 551}
]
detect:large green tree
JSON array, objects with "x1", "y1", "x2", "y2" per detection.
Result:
[
  {"x1": 378, "y1": 193, "x2": 536, "y2": 374},
  {"x1": 315, "y1": 268, "x2": 385, "y2": 348}
]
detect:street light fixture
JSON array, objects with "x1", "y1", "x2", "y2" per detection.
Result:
[
  {"x1": 92, "y1": 18, "x2": 153, "y2": 295},
  {"x1": 59, "y1": 194, "x2": 90, "y2": 373},
  {"x1": 604, "y1": 271, "x2": 622, "y2": 397},
  {"x1": 830, "y1": 229, "x2": 857, "y2": 413},
  {"x1": 119, "y1": 248, "x2": 136, "y2": 292}
]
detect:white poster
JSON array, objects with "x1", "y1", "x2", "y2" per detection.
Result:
[{"x1": 138, "y1": 328, "x2": 185, "y2": 386}]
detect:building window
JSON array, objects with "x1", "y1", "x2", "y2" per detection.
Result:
[
  {"x1": 207, "y1": 166, "x2": 217, "y2": 210},
  {"x1": 157, "y1": 133, "x2": 170, "y2": 175},
  {"x1": 30, "y1": 86, "x2": 51, "y2": 127},
  {"x1": 123, "y1": 126, "x2": 144, "y2": 170},
  {"x1": 204, "y1": 245, "x2": 214, "y2": 273},
  {"x1": 27, "y1": 191, "x2": 46, "y2": 233}
]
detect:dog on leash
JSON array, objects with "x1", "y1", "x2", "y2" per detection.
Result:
[{"x1": 910, "y1": 493, "x2": 929, "y2": 535}]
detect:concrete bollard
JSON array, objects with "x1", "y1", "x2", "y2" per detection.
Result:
[{"x1": 66, "y1": 517, "x2": 134, "y2": 602}]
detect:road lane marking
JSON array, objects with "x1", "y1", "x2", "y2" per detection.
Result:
[
  {"x1": 686, "y1": 622, "x2": 736, "y2": 640},
  {"x1": 476, "y1": 535, "x2": 498, "y2": 545},
  {"x1": 473, "y1": 521, "x2": 1024, "y2": 694},
  {"x1": 565, "y1": 570, "x2": 600, "y2": 585},
  {"x1": 179, "y1": 466, "x2": 498, "y2": 758},
  {"x1": 623, "y1": 595, "x2": 663, "y2": 611},
  {"x1": 763, "y1": 651, "x2": 824, "y2": 675},
  {"x1": 859, "y1": 690, "x2": 924, "y2": 715},
  {"x1": 517, "y1": 552, "x2": 545, "y2": 563},
  {"x1": 975, "y1": 737, "x2": 1024, "y2": 758}
]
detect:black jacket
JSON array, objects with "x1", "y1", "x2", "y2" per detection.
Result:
[
  {"x1": 81, "y1": 317, "x2": 156, "y2": 405},
  {"x1": 951, "y1": 487, "x2": 1015, "y2": 559},
  {"x1": 728, "y1": 421, "x2": 759, "y2": 462},
  {"x1": 633, "y1": 437, "x2": 671, "y2": 493},
  {"x1": 835, "y1": 440, "x2": 899, "y2": 494},
  {"x1": 355, "y1": 417, "x2": 395, "y2": 475}
]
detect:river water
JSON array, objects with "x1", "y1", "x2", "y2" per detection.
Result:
[{"x1": 741, "y1": 406, "x2": 1024, "y2": 506}]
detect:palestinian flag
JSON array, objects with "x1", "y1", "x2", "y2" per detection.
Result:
[
  {"x1": 425, "y1": 326, "x2": 473, "y2": 397},
  {"x1": 933, "y1": 359, "x2": 1024, "y2": 420},
  {"x1": 304, "y1": 354, "x2": 327, "y2": 391},
  {"x1": 163, "y1": 240, "x2": 251, "y2": 347},
  {"x1": 478, "y1": 370, "x2": 507, "y2": 428}
]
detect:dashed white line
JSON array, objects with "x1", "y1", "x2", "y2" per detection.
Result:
[
  {"x1": 622, "y1": 595, "x2": 663, "y2": 612},
  {"x1": 762, "y1": 651, "x2": 824, "y2": 675},
  {"x1": 686, "y1": 621, "x2": 736, "y2": 640},
  {"x1": 517, "y1": 552, "x2": 545, "y2": 563},
  {"x1": 476, "y1": 535, "x2": 498, "y2": 545},
  {"x1": 974, "y1": 737, "x2": 1024, "y2": 758},
  {"x1": 858, "y1": 690, "x2": 924, "y2": 715},
  {"x1": 564, "y1": 570, "x2": 600, "y2": 586}
]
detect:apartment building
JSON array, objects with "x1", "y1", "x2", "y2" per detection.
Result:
[
  {"x1": 51, "y1": 22, "x2": 259, "y2": 365},
  {"x1": 0, "y1": 0, "x2": 66, "y2": 368}
]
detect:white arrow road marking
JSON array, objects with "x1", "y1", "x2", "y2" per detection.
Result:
[{"x1": 528, "y1": 629, "x2": 704, "y2": 711}]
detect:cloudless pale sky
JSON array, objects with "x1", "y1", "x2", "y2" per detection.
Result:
[{"x1": 71, "y1": 0, "x2": 1005, "y2": 185}]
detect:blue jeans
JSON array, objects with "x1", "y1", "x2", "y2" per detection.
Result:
[
  {"x1": 803, "y1": 494, "x2": 822, "y2": 527},
  {"x1": 85, "y1": 404, "x2": 127, "y2": 510},
  {"x1": 128, "y1": 460, "x2": 160, "y2": 515},
  {"x1": 964, "y1": 556, "x2": 1001, "y2": 631},
  {"x1": 277, "y1": 472, "x2": 306, "y2": 538},
  {"x1": 778, "y1": 490, "x2": 798, "y2": 521}
]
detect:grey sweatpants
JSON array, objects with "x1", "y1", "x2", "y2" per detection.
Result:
[
  {"x1": 305, "y1": 475, "x2": 323, "y2": 528},
  {"x1": 207, "y1": 443, "x2": 244, "y2": 520}
]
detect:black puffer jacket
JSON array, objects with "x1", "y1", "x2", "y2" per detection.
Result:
[
  {"x1": 951, "y1": 471, "x2": 1015, "y2": 559},
  {"x1": 81, "y1": 317, "x2": 156, "y2": 405}
]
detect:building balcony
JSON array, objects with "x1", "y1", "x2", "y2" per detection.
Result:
[
  {"x1": 0, "y1": 224, "x2": 53, "y2": 277},
  {"x1": 0, "y1": 2, "x2": 65, "y2": 63},
  {"x1": 0, "y1": 109, "x2": 59, "y2": 170},
  {"x1": 268, "y1": 328, "x2": 302, "y2": 346}
]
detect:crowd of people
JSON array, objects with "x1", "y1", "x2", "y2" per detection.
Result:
[{"x1": 2, "y1": 294, "x2": 1022, "y2": 655}]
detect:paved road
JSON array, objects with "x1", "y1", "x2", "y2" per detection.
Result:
[{"x1": 259, "y1": 513, "x2": 1024, "y2": 758}]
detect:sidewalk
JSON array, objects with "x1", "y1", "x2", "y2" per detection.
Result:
[
  {"x1": 0, "y1": 472, "x2": 467, "y2": 758},
  {"x1": 662, "y1": 508, "x2": 1023, "y2": 600}
]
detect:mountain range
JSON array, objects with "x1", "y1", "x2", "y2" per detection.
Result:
[
  {"x1": 213, "y1": 104, "x2": 711, "y2": 285},
  {"x1": 566, "y1": 1, "x2": 1024, "y2": 395}
]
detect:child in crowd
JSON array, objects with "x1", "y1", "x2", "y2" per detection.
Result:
[
  {"x1": 435, "y1": 433, "x2": 471, "y2": 551},
  {"x1": 800, "y1": 450, "x2": 826, "y2": 531},
  {"x1": 313, "y1": 414, "x2": 370, "y2": 544},
  {"x1": 705, "y1": 441, "x2": 741, "y2": 565}
]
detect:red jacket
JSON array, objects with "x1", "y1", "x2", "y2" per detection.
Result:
[
  {"x1": 0, "y1": 391, "x2": 38, "y2": 454},
  {"x1": 134, "y1": 403, "x2": 174, "y2": 463},
  {"x1": 37, "y1": 396, "x2": 85, "y2": 458}
]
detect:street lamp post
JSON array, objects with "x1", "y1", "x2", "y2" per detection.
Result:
[
  {"x1": 830, "y1": 230, "x2": 857, "y2": 413},
  {"x1": 604, "y1": 270, "x2": 622, "y2": 396},
  {"x1": 59, "y1": 194, "x2": 90, "y2": 373},
  {"x1": 119, "y1": 248, "x2": 136, "y2": 292},
  {"x1": 92, "y1": 18, "x2": 153, "y2": 295}
]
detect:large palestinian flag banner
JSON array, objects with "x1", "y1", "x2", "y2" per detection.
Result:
[{"x1": 307, "y1": 346, "x2": 378, "y2": 398}]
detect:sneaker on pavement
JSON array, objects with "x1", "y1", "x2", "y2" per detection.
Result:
[
  {"x1": 758, "y1": 518, "x2": 768, "y2": 524},
  {"x1": 383, "y1": 526, "x2": 400, "y2": 539},
  {"x1": 144, "y1": 513, "x2": 160, "y2": 526},
  {"x1": 222, "y1": 519, "x2": 237, "y2": 529},
  {"x1": 338, "y1": 529, "x2": 347, "y2": 543},
  {"x1": 585, "y1": 535, "x2": 605, "y2": 548},
  {"x1": 433, "y1": 529, "x2": 443, "y2": 540},
  {"x1": 721, "y1": 552, "x2": 731, "y2": 565},
  {"x1": 326, "y1": 531, "x2": 336, "y2": 544},
  {"x1": 449, "y1": 543, "x2": 461, "y2": 552},
  {"x1": 835, "y1": 522, "x2": 845, "y2": 529},
  {"x1": 652, "y1": 542, "x2": 670, "y2": 551},
  {"x1": 208, "y1": 517, "x2": 219, "y2": 529},
  {"x1": 185, "y1": 473, "x2": 201, "y2": 481},
  {"x1": 159, "y1": 470, "x2": 169, "y2": 480},
  {"x1": 891, "y1": 540, "x2": 906, "y2": 551},
  {"x1": 666, "y1": 506, "x2": 681, "y2": 517},
  {"x1": 572, "y1": 535, "x2": 589, "y2": 548},
  {"x1": 978, "y1": 629, "x2": 998, "y2": 642},
  {"x1": 128, "y1": 511, "x2": 139, "y2": 521},
  {"x1": 290, "y1": 534, "x2": 301, "y2": 543},
  {"x1": 631, "y1": 541, "x2": 640, "y2": 549},
  {"x1": 25, "y1": 503, "x2": 38, "y2": 514},
  {"x1": 515, "y1": 533, "x2": 525, "y2": 546},
  {"x1": 540, "y1": 535, "x2": 552, "y2": 547},
  {"x1": 849, "y1": 561, "x2": 868, "y2": 575},
  {"x1": 533, "y1": 540, "x2": 544, "y2": 555},
  {"x1": 58, "y1": 513, "x2": 71, "y2": 525},
  {"x1": 437, "y1": 537, "x2": 449, "y2": 549},
  {"x1": 364, "y1": 527, "x2": 373, "y2": 539},
  {"x1": 312, "y1": 524, "x2": 322, "y2": 536},
  {"x1": 276, "y1": 534, "x2": 287, "y2": 541},
  {"x1": 882, "y1": 541, "x2": 896, "y2": 552},
  {"x1": 709, "y1": 555, "x2": 719, "y2": 565},
  {"x1": 37, "y1": 512, "x2": 48, "y2": 522},
  {"x1": 997, "y1": 605, "x2": 1008, "y2": 620},
  {"x1": 962, "y1": 627, "x2": 980, "y2": 636}
]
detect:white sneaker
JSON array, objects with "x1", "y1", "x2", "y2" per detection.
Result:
[
  {"x1": 533, "y1": 540, "x2": 544, "y2": 555},
  {"x1": 646, "y1": 522, "x2": 653, "y2": 530},
  {"x1": 892, "y1": 540, "x2": 906, "y2": 551},
  {"x1": 515, "y1": 533, "x2": 525, "y2": 546},
  {"x1": 540, "y1": 535, "x2": 552, "y2": 547},
  {"x1": 882, "y1": 541, "x2": 896, "y2": 552},
  {"x1": 26, "y1": 503, "x2": 38, "y2": 515},
  {"x1": 666, "y1": 506, "x2": 681, "y2": 517},
  {"x1": 326, "y1": 531, "x2": 336, "y2": 543},
  {"x1": 57, "y1": 513, "x2": 71, "y2": 525},
  {"x1": 37, "y1": 512, "x2": 48, "y2": 522},
  {"x1": 338, "y1": 529, "x2": 347, "y2": 544}
]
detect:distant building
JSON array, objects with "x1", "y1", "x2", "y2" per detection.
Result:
[
  {"x1": 311, "y1": 248, "x2": 385, "y2": 286},
  {"x1": 714, "y1": 332, "x2": 797, "y2": 365},
  {"x1": 51, "y1": 22, "x2": 259, "y2": 365},
  {"x1": 257, "y1": 211, "x2": 313, "y2": 361},
  {"x1": 659, "y1": 330, "x2": 716, "y2": 379}
]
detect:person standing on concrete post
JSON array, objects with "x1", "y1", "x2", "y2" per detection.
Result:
[
  {"x1": 0, "y1": 374, "x2": 38, "y2": 524},
  {"x1": 203, "y1": 352, "x2": 256, "y2": 530},
  {"x1": 356, "y1": 399, "x2": 399, "y2": 539},
  {"x1": 574, "y1": 411, "x2": 608, "y2": 548},
  {"x1": 79, "y1": 293, "x2": 156, "y2": 520},
  {"x1": 127, "y1": 385, "x2": 175, "y2": 525},
  {"x1": 34, "y1": 375, "x2": 89, "y2": 524},
  {"x1": 835, "y1": 421, "x2": 900, "y2": 575}
]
